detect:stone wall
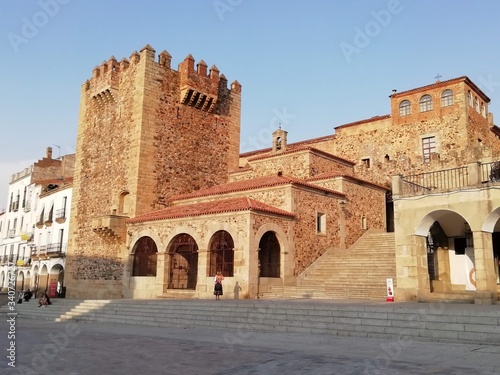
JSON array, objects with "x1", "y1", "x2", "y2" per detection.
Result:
[{"x1": 65, "y1": 45, "x2": 241, "y2": 298}]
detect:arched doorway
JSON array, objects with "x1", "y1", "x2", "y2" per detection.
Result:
[
  {"x1": 208, "y1": 230, "x2": 234, "y2": 277},
  {"x1": 258, "y1": 231, "x2": 280, "y2": 277},
  {"x1": 16, "y1": 272, "x2": 24, "y2": 291},
  {"x1": 31, "y1": 265, "x2": 39, "y2": 292},
  {"x1": 132, "y1": 236, "x2": 158, "y2": 276},
  {"x1": 48, "y1": 264, "x2": 64, "y2": 298},
  {"x1": 168, "y1": 234, "x2": 198, "y2": 289},
  {"x1": 417, "y1": 210, "x2": 474, "y2": 293}
]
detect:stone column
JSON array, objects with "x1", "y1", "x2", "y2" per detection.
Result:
[
  {"x1": 155, "y1": 253, "x2": 168, "y2": 295},
  {"x1": 473, "y1": 231, "x2": 496, "y2": 292},
  {"x1": 196, "y1": 248, "x2": 208, "y2": 294},
  {"x1": 395, "y1": 234, "x2": 429, "y2": 301}
]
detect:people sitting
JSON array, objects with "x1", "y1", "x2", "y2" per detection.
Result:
[
  {"x1": 23, "y1": 289, "x2": 32, "y2": 302},
  {"x1": 38, "y1": 291, "x2": 51, "y2": 307}
]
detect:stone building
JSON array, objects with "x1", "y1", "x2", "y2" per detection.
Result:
[{"x1": 65, "y1": 45, "x2": 500, "y2": 302}]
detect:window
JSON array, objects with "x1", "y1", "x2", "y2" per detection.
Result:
[
  {"x1": 481, "y1": 102, "x2": 486, "y2": 117},
  {"x1": 361, "y1": 158, "x2": 370, "y2": 169},
  {"x1": 399, "y1": 100, "x2": 411, "y2": 116},
  {"x1": 468, "y1": 91, "x2": 472, "y2": 106},
  {"x1": 361, "y1": 216, "x2": 367, "y2": 230},
  {"x1": 316, "y1": 212, "x2": 326, "y2": 234},
  {"x1": 422, "y1": 136, "x2": 436, "y2": 163},
  {"x1": 419, "y1": 95, "x2": 433, "y2": 112},
  {"x1": 441, "y1": 89, "x2": 453, "y2": 107},
  {"x1": 475, "y1": 97, "x2": 479, "y2": 113}
]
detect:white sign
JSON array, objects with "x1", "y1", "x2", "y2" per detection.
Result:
[{"x1": 386, "y1": 277, "x2": 394, "y2": 302}]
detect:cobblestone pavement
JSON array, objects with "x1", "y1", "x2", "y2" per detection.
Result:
[{"x1": 1, "y1": 317, "x2": 499, "y2": 375}]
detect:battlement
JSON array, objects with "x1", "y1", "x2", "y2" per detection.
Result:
[{"x1": 83, "y1": 45, "x2": 241, "y2": 112}]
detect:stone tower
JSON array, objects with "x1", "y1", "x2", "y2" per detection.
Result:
[{"x1": 65, "y1": 45, "x2": 241, "y2": 298}]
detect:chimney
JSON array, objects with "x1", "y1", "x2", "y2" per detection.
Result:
[{"x1": 46, "y1": 147, "x2": 52, "y2": 159}]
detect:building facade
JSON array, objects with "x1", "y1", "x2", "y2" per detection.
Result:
[
  {"x1": 0, "y1": 148, "x2": 74, "y2": 298},
  {"x1": 39, "y1": 44, "x2": 500, "y2": 302}
]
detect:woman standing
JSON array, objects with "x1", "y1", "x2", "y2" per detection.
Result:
[{"x1": 214, "y1": 271, "x2": 224, "y2": 300}]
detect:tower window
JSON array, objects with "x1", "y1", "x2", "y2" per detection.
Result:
[
  {"x1": 419, "y1": 95, "x2": 433, "y2": 112},
  {"x1": 441, "y1": 89, "x2": 453, "y2": 107},
  {"x1": 399, "y1": 100, "x2": 411, "y2": 116},
  {"x1": 361, "y1": 158, "x2": 371, "y2": 168}
]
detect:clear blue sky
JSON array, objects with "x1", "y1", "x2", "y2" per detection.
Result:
[{"x1": 1, "y1": 0, "x2": 500, "y2": 209}]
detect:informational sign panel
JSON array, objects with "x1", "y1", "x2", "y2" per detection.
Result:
[{"x1": 386, "y1": 277, "x2": 394, "y2": 302}]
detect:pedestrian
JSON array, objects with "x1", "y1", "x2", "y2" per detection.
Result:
[
  {"x1": 214, "y1": 271, "x2": 224, "y2": 300},
  {"x1": 38, "y1": 291, "x2": 51, "y2": 307}
]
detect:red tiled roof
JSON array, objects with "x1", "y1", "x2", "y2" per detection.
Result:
[
  {"x1": 240, "y1": 134, "x2": 336, "y2": 158},
  {"x1": 334, "y1": 115, "x2": 391, "y2": 130},
  {"x1": 170, "y1": 174, "x2": 345, "y2": 201},
  {"x1": 306, "y1": 173, "x2": 389, "y2": 191},
  {"x1": 126, "y1": 196, "x2": 295, "y2": 224},
  {"x1": 245, "y1": 145, "x2": 355, "y2": 165}
]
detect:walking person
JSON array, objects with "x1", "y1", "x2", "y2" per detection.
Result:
[{"x1": 214, "y1": 271, "x2": 224, "y2": 300}]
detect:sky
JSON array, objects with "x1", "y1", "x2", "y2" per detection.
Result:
[{"x1": 1, "y1": 0, "x2": 500, "y2": 209}]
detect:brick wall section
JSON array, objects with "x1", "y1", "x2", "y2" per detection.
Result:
[
  {"x1": 291, "y1": 188, "x2": 341, "y2": 274},
  {"x1": 231, "y1": 150, "x2": 354, "y2": 182},
  {"x1": 65, "y1": 45, "x2": 241, "y2": 297}
]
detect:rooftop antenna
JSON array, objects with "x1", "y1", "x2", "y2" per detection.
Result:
[{"x1": 53, "y1": 144, "x2": 61, "y2": 159}]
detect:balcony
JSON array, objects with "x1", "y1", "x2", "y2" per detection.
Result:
[
  {"x1": 55, "y1": 208, "x2": 66, "y2": 224},
  {"x1": 24, "y1": 203, "x2": 31, "y2": 212},
  {"x1": 16, "y1": 258, "x2": 31, "y2": 267},
  {"x1": 8, "y1": 229, "x2": 16, "y2": 238},
  {"x1": 46, "y1": 242, "x2": 66, "y2": 258},
  {"x1": 11, "y1": 201, "x2": 19, "y2": 212},
  {"x1": 20, "y1": 232, "x2": 34, "y2": 242},
  {"x1": 91, "y1": 214, "x2": 128, "y2": 238},
  {"x1": 394, "y1": 161, "x2": 500, "y2": 198}
]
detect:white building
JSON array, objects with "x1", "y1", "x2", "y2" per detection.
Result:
[{"x1": 0, "y1": 147, "x2": 74, "y2": 298}]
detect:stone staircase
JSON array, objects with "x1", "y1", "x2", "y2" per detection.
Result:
[
  {"x1": 261, "y1": 230, "x2": 396, "y2": 300},
  {"x1": 3, "y1": 298, "x2": 500, "y2": 345}
]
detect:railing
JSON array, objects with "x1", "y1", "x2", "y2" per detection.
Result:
[
  {"x1": 47, "y1": 242, "x2": 65, "y2": 255},
  {"x1": 480, "y1": 161, "x2": 500, "y2": 183},
  {"x1": 39, "y1": 245, "x2": 47, "y2": 256},
  {"x1": 402, "y1": 166, "x2": 469, "y2": 195},
  {"x1": 55, "y1": 208, "x2": 66, "y2": 220}
]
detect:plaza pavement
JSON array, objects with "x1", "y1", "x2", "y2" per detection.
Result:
[{"x1": 1, "y1": 314, "x2": 499, "y2": 375}]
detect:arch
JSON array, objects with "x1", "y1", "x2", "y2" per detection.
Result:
[
  {"x1": 132, "y1": 236, "x2": 158, "y2": 276},
  {"x1": 415, "y1": 209, "x2": 474, "y2": 290},
  {"x1": 0, "y1": 271, "x2": 5, "y2": 290},
  {"x1": 441, "y1": 89, "x2": 453, "y2": 107},
  {"x1": 419, "y1": 94, "x2": 433, "y2": 112},
  {"x1": 208, "y1": 230, "x2": 235, "y2": 277},
  {"x1": 399, "y1": 100, "x2": 411, "y2": 116},
  {"x1": 16, "y1": 272, "x2": 24, "y2": 291},
  {"x1": 258, "y1": 231, "x2": 281, "y2": 278},
  {"x1": 39, "y1": 265, "x2": 49, "y2": 293},
  {"x1": 167, "y1": 233, "x2": 199, "y2": 289},
  {"x1": 48, "y1": 264, "x2": 65, "y2": 298},
  {"x1": 31, "y1": 265, "x2": 39, "y2": 290}
]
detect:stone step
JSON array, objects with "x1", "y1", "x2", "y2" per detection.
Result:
[{"x1": 5, "y1": 298, "x2": 499, "y2": 345}]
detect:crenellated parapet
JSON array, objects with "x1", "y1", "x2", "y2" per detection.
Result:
[
  {"x1": 82, "y1": 45, "x2": 241, "y2": 112},
  {"x1": 178, "y1": 54, "x2": 232, "y2": 112}
]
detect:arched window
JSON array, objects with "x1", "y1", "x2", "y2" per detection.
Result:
[
  {"x1": 419, "y1": 95, "x2": 433, "y2": 112},
  {"x1": 441, "y1": 89, "x2": 453, "y2": 107},
  {"x1": 132, "y1": 236, "x2": 158, "y2": 276},
  {"x1": 468, "y1": 91, "x2": 472, "y2": 106},
  {"x1": 399, "y1": 100, "x2": 411, "y2": 116},
  {"x1": 209, "y1": 230, "x2": 234, "y2": 277},
  {"x1": 475, "y1": 97, "x2": 480, "y2": 113},
  {"x1": 481, "y1": 102, "x2": 486, "y2": 117}
]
